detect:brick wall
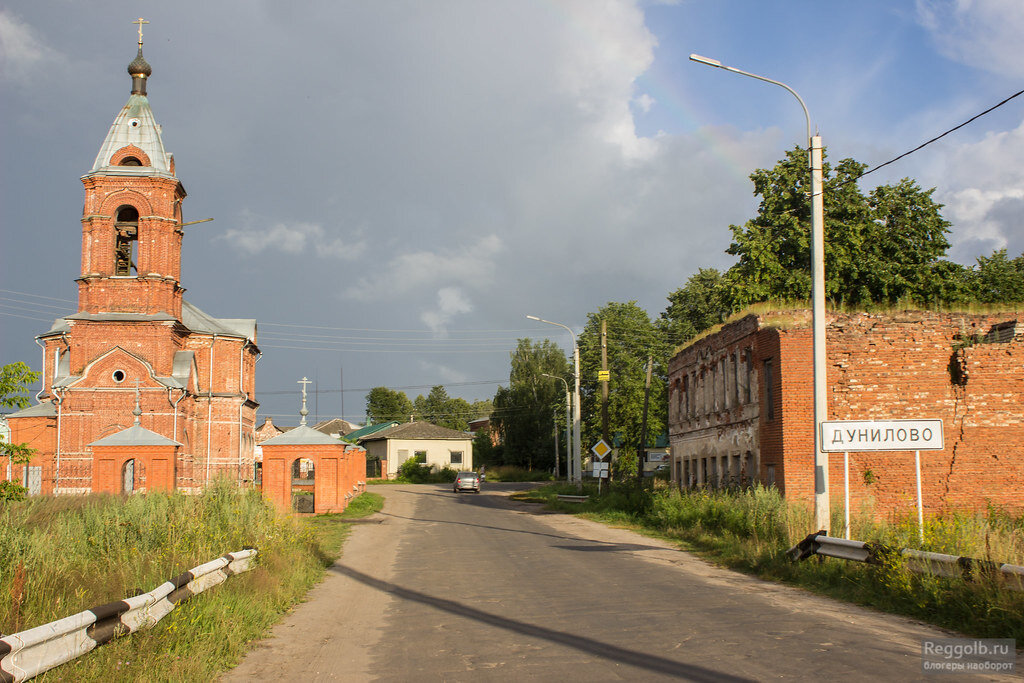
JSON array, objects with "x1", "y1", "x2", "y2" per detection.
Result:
[{"x1": 668, "y1": 309, "x2": 1024, "y2": 517}]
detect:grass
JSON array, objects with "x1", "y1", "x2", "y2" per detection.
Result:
[
  {"x1": 522, "y1": 481, "x2": 1024, "y2": 641},
  {"x1": 0, "y1": 481, "x2": 383, "y2": 681}
]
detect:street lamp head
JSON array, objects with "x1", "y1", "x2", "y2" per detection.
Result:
[
  {"x1": 689, "y1": 53, "x2": 722, "y2": 68},
  {"x1": 525, "y1": 315, "x2": 540, "y2": 321}
]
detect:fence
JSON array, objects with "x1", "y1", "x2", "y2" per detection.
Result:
[
  {"x1": 0, "y1": 549, "x2": 257, "y2": 683},
  {"x1": 787, "y1": 532, "x2": 1024, "y2": 590}
]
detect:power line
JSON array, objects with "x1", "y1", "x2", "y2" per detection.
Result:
[{"x1": 857, "y1": 87, "x2": 1024, "y2": 180}]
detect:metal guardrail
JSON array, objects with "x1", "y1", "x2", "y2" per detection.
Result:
[
  {"x1": 555, "y1": 494, "x2": 589, "y2": 503},
  {"x1": 0, "y1": 549, "x2": 257, "y2": 683},
  {"x1": 787, "y1": 532, "x2": 1023, "y2": 591}
]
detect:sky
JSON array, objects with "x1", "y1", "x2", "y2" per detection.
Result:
[{"x1": 2, "y1": 1, "x2": 1023, "y2": 425}]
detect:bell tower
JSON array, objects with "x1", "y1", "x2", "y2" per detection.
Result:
[{"x1": 77, "y1": 19, "x2": 186, "y2": 319}]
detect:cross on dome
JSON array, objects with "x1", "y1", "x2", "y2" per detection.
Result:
[{"x1": 133, "y1": 17, "x2": 149, "y2": 46}]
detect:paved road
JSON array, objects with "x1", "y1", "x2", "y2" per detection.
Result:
[{"x1": 225, "y1": 484, "x2": 1019, "y2": 681}]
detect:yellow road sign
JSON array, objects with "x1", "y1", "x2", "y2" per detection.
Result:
[{"x1": 597, "y1": 370, "x2": 610, "y2": 381}]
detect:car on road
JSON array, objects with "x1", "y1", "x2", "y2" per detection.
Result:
[{"x1": 454, "y1": 471, "x2": 480, "y2": 493}]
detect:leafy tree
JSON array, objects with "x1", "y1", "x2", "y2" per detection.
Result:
[
  {"x1": 578, "y1": 302, "x2": 668, "y2": 456},
  {"x1": 1, "y1": 362, "x2": 40, "y2": 502},
  {"x1": 972, "y1": 249, "x2": 1024, "y2": 303},
  {"x1": 659, "y1": 267, "x2": 731, "y2": 348},
  {"x1": 365, "y1": 386, "x2": 413, "y2": 424},
  {"x1": 725, "y1": 147, "x2": 954, "y2": 308},
  {"x1": 413, "y1": 385, "x2": 474, "y2": 431},
  {"x1": 491, "y1": 339, "x2": 569, "y2": 470}
]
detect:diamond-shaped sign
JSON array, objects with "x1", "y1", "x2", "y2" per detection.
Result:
[{"x1": 591, "y1": 439, "x2": 611, "y2": 460}]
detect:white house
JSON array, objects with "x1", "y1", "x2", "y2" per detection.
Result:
[{"x1": 356, "y1": 421, "x2": 473, "y2": 478}]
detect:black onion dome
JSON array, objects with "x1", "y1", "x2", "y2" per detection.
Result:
[{"x1": 128, "y1": 47, "x2": 152, "y2": 77}]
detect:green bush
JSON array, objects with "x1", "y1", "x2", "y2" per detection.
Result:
[{"x1": 484, "y1": 466, "x2": 553, "y2": 482}]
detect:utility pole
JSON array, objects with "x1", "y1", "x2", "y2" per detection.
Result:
[
  {"x1": 600, "y1": 319, "x2": 609, "y2": 443},
  {"x1": 638, "y1": 355, "x2": 653, "y2": 487},
  {"x1": 552, "y1": 407, "x2": 560, "y2": 479}
]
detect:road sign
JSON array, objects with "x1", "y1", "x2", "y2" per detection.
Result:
[
  {"x1": 597, "y1": 370, "x2": 610, "y2": 381},
  {"x1": 591, "y1": 439, "x2": 611, "y2": 460},
  {"x1": 592, "y1": 462, "x2": 609, "y2": 478},
  {"x1": 820, "y1": 419, "x2": 944, "y2": 452}
]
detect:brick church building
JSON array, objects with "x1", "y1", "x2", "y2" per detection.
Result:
[{"x1": 4, "y1": 34, "x2": 259, "y2": 495}]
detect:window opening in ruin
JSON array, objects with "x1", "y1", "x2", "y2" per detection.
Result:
[
  {"x1": 733, "y1": 352, "x2": 741, "y2": 407},
  {"x1": 765, "y1": 464, "x2": 775, "y2": 487},
  {"x1": 763, "y1": 358, "x2": 775, "y2": 420},
  {"x1": 744, "y1": 348, "x2": 753, "y2": 403},
  {"x1": 114, "y1": 205, "x2": 139, "y2": 276}
]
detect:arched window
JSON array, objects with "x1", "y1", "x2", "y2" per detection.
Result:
[
  {"x1": 119, "y1": 156, "x2": 143, "y2": 166},
  {"x1": 122, "y1": 459, "x2": 136, "y2": 493},
  {"x1": 114, "y1": 205, "x2": 139, "y2": 276}
]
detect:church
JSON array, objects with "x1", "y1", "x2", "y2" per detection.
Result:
[{"x1": 5, "y1": 28, "x2": 259, "y2": 495}]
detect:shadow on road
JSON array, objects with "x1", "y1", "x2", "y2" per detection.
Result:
[
  {"x1": 330, "y1": 563, "x2": 753, "y2": 682},
  {"x1": 375, "y1": 510, "x2": 667, "y2": 553}
]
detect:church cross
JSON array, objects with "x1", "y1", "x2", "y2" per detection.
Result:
[
  {"x1": 298, "y1": 376, "x2": 312, "y2": 426},
  {"x1": 133, "y1": 17, "x2": 149, "y2": 45}
]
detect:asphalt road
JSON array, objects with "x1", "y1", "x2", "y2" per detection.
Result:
[{"x1": 224, "y1": 484, "x2": 1020, "y2": 681}]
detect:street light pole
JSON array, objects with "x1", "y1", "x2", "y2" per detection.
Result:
[
  {"x1": 689, "y1": 54, "x2": 829, "y2": 533},
  {"x1": 542, "y1": 373, "x2": 572, "y2": 482},
  {"x1": 527, "y1": 315, "x2": 582, "y2": 487}
]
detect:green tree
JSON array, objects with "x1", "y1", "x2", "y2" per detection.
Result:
[
  {"x1": 365, "y1": 386, "x2": 413, "y2": 424},
  {"x1": 579, "y1": 302, "x2": 668, "y2": 456},
  {"x1": 1, "y1": 362, "x2": 40, "y2": 502},
  {"x1": 972, "y1": 249, "x2": 1024, "y2": 303},
  {"x1": 725, "y1": 147, "x2": 954, "y2": 308},
  {"x1": 412, "y1": 385, "x2": 474, "y2": 431},
  {"x1": 658, "y1": 267, "x2": 731, "y2": 348},
  {"x1": 491, "y1": 339, "x2": 569, "y2": 470}
]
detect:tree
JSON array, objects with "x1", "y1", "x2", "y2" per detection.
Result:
[
  {"x1": 413, "y1": 385, "x2": 474, "y2": 431},
  {"x1": 365, "y1": 386, "x2": 413, "y2": 424},
  {"x1": 578, "y1": 302, "x2": 668, "y2": 457},
  {"x1": 658, "y1": 267, "x2": 731, "y2": 349},
  {"x1": 1, "y1": 362, "x2": 40, "y2": 501},
  {"x1": 972, "y1": 249, "x2": 1024, "y2": 303},
  {"x1": 725, "y1": 147, "x2": 954, "y2": 308},
  {"x1": 490, "y1": 339, "x2": 569, "y2": 470}
]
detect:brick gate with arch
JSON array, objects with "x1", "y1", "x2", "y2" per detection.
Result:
[{"x1": 259, "y1": 425, "x2": 365, "y2": 513}]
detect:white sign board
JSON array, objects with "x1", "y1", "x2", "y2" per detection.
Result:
[{"x1": 820, "y1": 419, "x2": 944, "y2": 453}]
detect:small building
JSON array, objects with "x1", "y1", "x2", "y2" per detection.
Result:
[
  {"x1": 356, "y1": 422, "x2": 473, "y2": 479},
  {"x1": 312, "y1": 418, "x2": 358, "y2": 439},
  {"x1": 666, "y1": 309, "x2": 1024, "y2": 517}
]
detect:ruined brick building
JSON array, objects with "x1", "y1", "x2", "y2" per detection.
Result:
[
  {"x1": 667, "y1": 309, "x2": 1024, "y2": 517},
  {"x1": 4, "y1": 36, "x2": 259, "y2": 495}
]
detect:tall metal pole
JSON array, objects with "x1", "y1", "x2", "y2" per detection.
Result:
[
  {"x1": 543, "y1": 373, "x2": 572, "y2": 482},
  {"x1": 689, "y1": 54, "x2": 830, "y2": 533},
  {"x1": 528, "y1": 315, "x2": 582, "y2": 486}
]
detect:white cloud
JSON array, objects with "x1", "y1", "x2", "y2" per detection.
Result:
[
  {"x1": 916, "y1": 0, "x2": 1024, "y2": 77},
  {"x1": 0, "y1": 10, "x2": 57, "y2": 82},
  {"x1": 345, "y1": 235, "x2": 503, "y2": 301},
  {"x1": 421, "y1": 287, "x2": 474, "y2": 334},
  {"x1": 220, "y1": 220, "x2": 365, "y2": 260},
  {"x1": 927, "y1": 118, "x2": 1024, "y2": 258}
]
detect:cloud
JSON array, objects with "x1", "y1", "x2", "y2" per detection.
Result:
[
  {"x1": 928, "y1": 119, "x2": 1024, "y2": 259},
  {"x1": 0, "y1": 10, "x2": 58, "y2": 82},
  {"x1": 421, "y1": 287, "x2": 474, "y2": 334},
  {"x1": 220, "y1": 219, "x2": 365, "y2": 260},
  {"x1": 916, "y1": 0, "x2": 1024, "y2": 77},
  {"x1": 345, "y1": 235, "x2": 504, "y2": 302}
]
